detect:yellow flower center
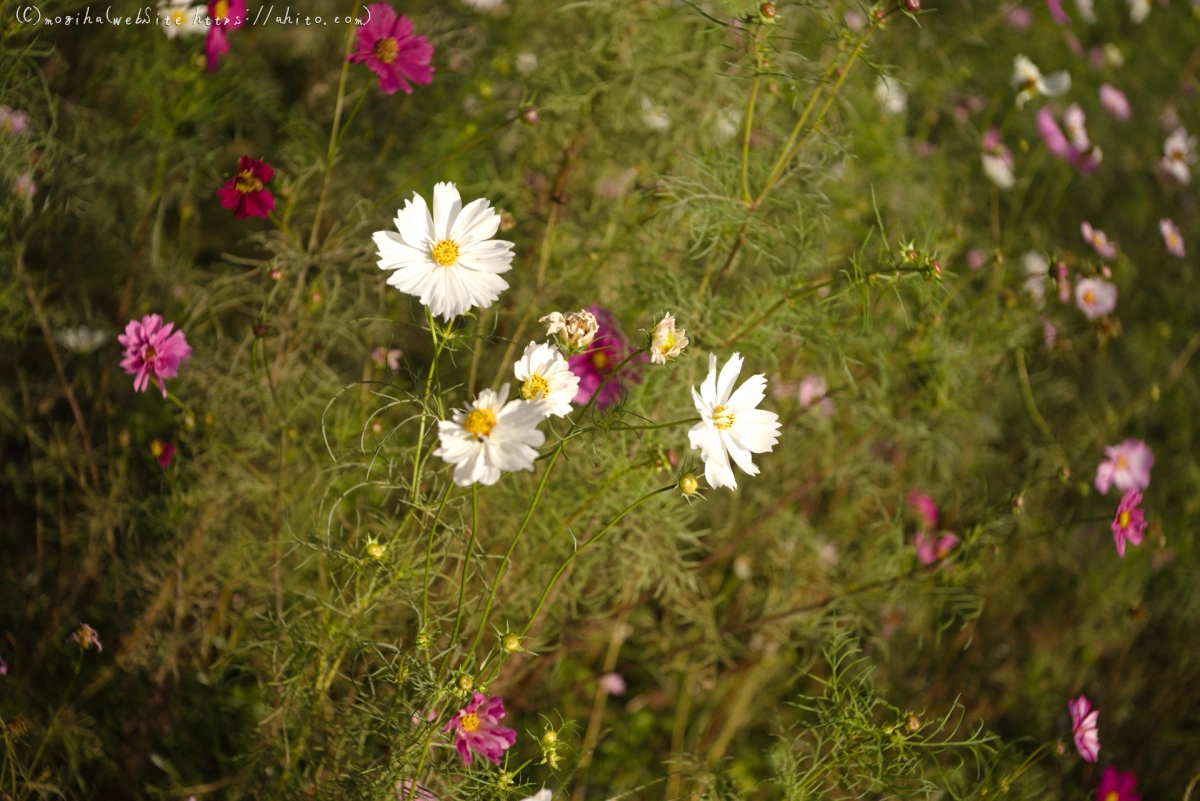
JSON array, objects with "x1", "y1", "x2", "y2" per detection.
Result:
[
  {"x1": 463, "y1": 408, "x2": 497, "y2": 439},
  {"x1": 1118, "y1": 511, "x2": 1131, "y2": 530},
  {"x1": 713, "y1": 405, "x2": 735, "y2": 430},
  {"x1": 431, "y1": 239, "x2": 460, "y2": 266},
  {"x1": 235, "y1": 169, "x2": 263, "y2": 194},
  {"x1": 659, "y1": 330, "x2": 676, "y2": 354},
  {"x1": 460, "y1": 713, "x2": 480, "y2": 732},
  {"x1": 1083, "y1": 290, "x2": 1095, "y2": 304},
  {"x1": 144, "y1": 345, "x2": 157, "y2": 361},
  {"x1": 591, "y1": 351, "x2": 609, "y2": 370},
  {"x1": 521, "y1": 373, "x2": 550, "y2": 401},
  {"x1": 215, "y1": 0, "x2": 228, "y2": 18},
  {"x1": 1117, "y1": 455, "x2": 1127, "y2": 469},
  {"x1": 1024, "y1": 77, "x2": 1038, "y2": 92},
  {"x1": 375, "y1": 37, "x2": 400, "y2": 64},
  {"x1": 150, "y1": 440, "x2": 164, "y2": 457},
  {"x1": 1105, "y1": 793, "x2": 1119, "y2": 801},
  {"x1": 172, "y1": 10, "x2": 186, "y2": 24}
]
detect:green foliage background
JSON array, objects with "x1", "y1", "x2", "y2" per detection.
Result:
[{"x1": 2, "y1": 0, "x2": 1199, "y2": 798}]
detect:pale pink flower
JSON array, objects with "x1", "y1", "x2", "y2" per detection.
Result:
[
  {"x1": 372, "y1": 347, "x2": 404, "y2": 370},
  {"x1": 1056, "y1": 262, "x2": 1071, "y2": 303},
  {"x1": 1069, "y1": 694, "x2": 1100, "y2": 762},
  {"x1": 14, "y1": 171, "x2": 35, "y2": 200},
  {"x1": 913, "y1": 532, "x2": 959, "y2": 565},
  {"x1": 0, "y1": 105, "x2": 29, "y2": 135},
  {"x1": 444, "y1": 693, "x2": 516, "y2": 766},
  {"x1": 1080, "y1": 222, "x2": 1117, "y2": 259},
  {"x1": 118, "y1": 314, "x2": 193, "y2": 397},
  {"x1": 1074, "y1": 277, "x2": 1117, "y2": 319},
  {"x1": 67, "y1": 623, "x2": 102, "y2": 653},
  {"x1": 1111, "y1": 489, "x2": 1147, "y2": 558},
  {"x1": 1099, "y1": 84, "x2": 1131, "y2": 121},
  {"x1": 1043, "y1": 317, "x2": 1058, "y2": 348},
  {"x1": 396, "y1": 780, "x2": 437, "y2": 801},
  {"x1": 1162, "y1": 128, "x2": 1196, "y2": 184},
  {"x1": 1046, "y1": 0, "x2": 1070, "y2": 24},
  {"x1": 1094, "y1": 439, "x2": 1154, "y2": 495},
  {"x1": 798, "y1": 375, "x2": 834, "y2": 418},
  {"x1": 1037, "y1": 108, "x2": 1102, "y2": 173},
  {"x1": 598, "y1": 672, "x2": 627, "y2": 695},
  {"x1": 967, "y1": 249, "x2": 987, "y2": 272},
  {"x1": 1004, "y1": 4, "x2": 1032, "y2": 29},
  {"x1": 1160, "y1": 219, "x2": 1186, "y2": 257}
]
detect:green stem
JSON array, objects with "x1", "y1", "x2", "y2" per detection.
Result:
[
  {"x1": 449, "y1": 485, "x2": 480, "y2": 649},
  {"x1": 741, "y1": 71, "x2": 761, "y2": 203},
  {"x1": 422, "y1": 481, "x2": 456, "y2": 627},
  {"x1": 409, "y1": 312, "x2": 445, "y2": 507}
]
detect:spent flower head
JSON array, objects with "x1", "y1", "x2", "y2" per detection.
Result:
[
  {"x1": 540, "y1": 309, "x2": 599, "y2": 352},
  {"x1": 649, "y1": 313, "x2": 688, "y2": 364},
  {"x1": 67, "y1": 623, "x2": 103, "y2": 653}
]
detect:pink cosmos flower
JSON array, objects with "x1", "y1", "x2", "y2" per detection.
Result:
[
  {"x1": 1055, "y1": 262, "x2": 1071, "y2": 303},
  {"x1": 14, "y1": 171, "x2": 35, "y2": 200},
  {"x1": 347, "y1": 4, "x2": 435, "y2": 95},
  {"x1": 913, "y1": 532, "x2": 959, "y2": 565},
  {"x1": 0, "y1": 105, "x2": 29, "y2": 135},
  {"x1": 1074, "y1": 277, "x2": 1118, "y2": 319},
  {"x1": 118, "y1": 314, "x2": 193, "y2": 397},
  {"x1": 444, "y1": 693, "x2": 516, "y2": 766},
  {"x1": 1080, "y1": 222, "x2": 1117, "y2": 259},
  {"x1": 372, "y1": 347, "x2": 404, "y2": 371},
  {"x1": 1096, "y1": 767, "x2": 1141, "y2": 801},
  {"x1": 799, "y1": 375, "x2": 834, "y2": 417},
  {"x1": 1110, "y1": 489, "x2": 1147, "y2": 558},
  {"x1": 217, "y1": 156, "x2": 275, "y2": 219},
  {"x1": 1046, "y1": 0, "x2": 1071, "y2": 23},
  {"x1": 1037, "y1": 107, "x2": 1102, "y2": 174},
  {"x1": 907, "y1": 490, "x2": 938, "y2": 530},
  {"x1": 0, "y1": 653, "x2": 8, "y2": 675},
  {"x1": 1094, "y1": 439, "x2": 1154, "y2": 495},
  {"x1": 568, "y1": 306, "x2": 642, "y2": 408},
  {"x1": 1004, "y1": 4, "x2": 1032, "y2": 29},
  {"x1": 150, "y1": 439, "x2": 176, "y2": 468},
  {"x1": 204, "y1": 0, "x2": 245, "y2": 72},
  {"x1": 598, "y1": 672, "x2": 627, "y2": 695},
  {"x1": 67, "y1": 623, "x2": 103, "y2": 653},
  {"x1": 1160, "y1": 219, "x2": 1186, "y2": 257},
  {"x1": 1043, "y1": 317, "x2": 1058, "y2": 348},
  {"x1": 1099, "y1": 84, "x2": 1131, "y2": 121},
  {"x1": 967, "y1": 249, "x2": 987, "y2": 272},
  {"x1": 1069, "y1": 694, "x2": 1100, "y2": 762}
]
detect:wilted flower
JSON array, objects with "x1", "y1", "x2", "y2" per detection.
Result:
[
  {"x1": 55, "y1": 326, "x2": 110, "y2": 354},
  {"x1": 1162, "y1": 128, "x2": 1197, "y2": 184},
  {"x1": 1023, "y1": 251, "x2": 1050, "y2": 306},
  {"x1": 908, "y1": 490, "x2": 938, "y2": 530},
  {"x1": 217, "y1": 156, "x2": 275, "y2": 219},
  {"x1": 67, "y1": 623, "x2": 103, "y2": 653},
  {"x1": 513, "y1": 341, "x2": 580, "y2": 417},
  {"x1": 1095, "y1": 439, "x2": 1154, "y2": 495},
  {"x1": 118, "y1": 314, "x2": 193, "y2": 397},
  {"x1": 1096, "y1": 767, "x2": 1141, "y2": 801},
  {"x1": 372, "y1": 347, "x2": 403, "y2": 371},
  {"x1": 874, "y1": 76, "x2": 908, "y2": 116},
  {"x1": 150, "y1": 439, "x2": 176, "y2": 468},
  {"x1": 1160, "y1": 219, "x2": 1186, "y2": 257},
  {"x1": 1069, "y1": 694, "x2": 1100, "y2": 762},
  {"x1": 640, "y1": 96, "x2": 671, "y2": 131},
  {"x1": 1111, "y1": 489, "x2": 1147, "y2": 558},
  {"x1": 1099, "y1": 84, "x2": 1131, "y2": 121},
  {"x1": 541, "y1": 309, "x2": 599, "y2": 351},
  {"x1": 159, "y1": 0, "x2": 204, "y2": 36},
  {"x1": 914, "y1": 532, "x2": 959, "y2": 565},
  {"x1": 348, "y1": 4, "x2": 434, "y2": 95},
  {"x1": 1080, "y1": 222, "x2": 1117, "y2": 259},
  {"x1": 433, "y1": 385, "x2": 545, "y2": 487},
  {"x1": 598, "y1": 672, "x2": 626, "y2": 695},
  {"x1": 567, "y1": 307, "x2": 640, "y2": 408},
  {"x1": 204, "y1": 0, "x2": 245, "y2": 71},
  {"x1": 1074, "y1": 277, "x2": 1118, "y2": 319},
  {"x1": 373, "y1": 182, "x2": 515, "y2": 321},
  {"x1": 444, "y1": 692, "x2": 517, "y2": 766},
  {"x1": 981, "y1": 128, "x2": 1015, "y2": 189},
  {"x1": 1012, "y1": 55, "x2": 1071, "y2": 108},
  {"x1": 688, "y1": 353, "x2": 782, "y2": 490},
  {"x1": 650, "y1": 313, "x2": 688, "y2": 365},
  {"x1": 0, "y1": 105, "x2": 30, "y2": 135}
]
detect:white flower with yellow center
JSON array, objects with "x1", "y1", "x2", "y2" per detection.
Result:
[
  {"x1": 513, "y1": 341, "x2": 579, "y2": 418},
  {"x1": 158, "y1": 0, "x2": 203, "y2": 37},
  {"x1": 434, "y1": 385, "x2": 546, "y2": 487},
  {"x1": 373, "y1": 182, "x2": 515, "y2": 322},
  {"x1": 1011, "y1": 55, "x2": 1071, "y2": 109},
  {"x1": 540, "y1": 309, "x2": 598, "y2": 352},
  {"x1": 688, "y1": 353, "x2": 781, "y2": 491},
  {"x1": 650, "y1": 313, "x2": 688, "y2": 365}
]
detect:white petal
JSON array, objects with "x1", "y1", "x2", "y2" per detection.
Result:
[
  {"x1": 395, "y1": 194, "x2": 435, "y2": 249},
  {"x1": 726, "y1": 373, "x2": 767, "y2": 412},
  {"x1": 698, "y1": 353, "x2": 719, "y2": 407},
  {"x1": 715, "y1": 352, "x2": 744, "y2": 406},
  {"x1": 450, "y1": 198, "x2": 502, "y2": 246},
  {"x1": 432, "y1": 182, "x2": 462, "y2": 240},
  {"x1": 723, "y1": 432, "x2": 760, "y2": 477},
  {"x1": 1041, "y1": 71, "x2": 1072, "y2": 97}
]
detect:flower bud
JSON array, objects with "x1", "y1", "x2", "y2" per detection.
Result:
[
  {"x1": 253, "y1": 322, "x2": 267, "y2": 338},
  {"x1": 541, "y1": 729, "x2": 558, "y2": 746},
  {"x1": 415, "y1": 631, "x2": 432, "y2": 649},
  {"x1": 268, "y1": 268, "x2": 282, "y2": 281},
  {"x1": 521, "y1": 106, "x2": 540, "y2": 125},
  {"x1": 907, "y1": 714, "x2": 920, "y2": 731},
  {"x1": 501, "y1": 633, "x2": 521, "y2": 652},
  {"x1": 366, "y1": 542, "x2": 385, "y2": 559},
  {"x1": 679, "y1": 473, "x2": 699, "y2": 496},
  {"x1": 902, "y1": 0, "x2": 920, "y2": 11},
  {"x1": 760, "y1": 2, "x2": 776, "y2": 18},
  {"x1": 457, "y1": 674, "x2": 474, "y2": 692}
]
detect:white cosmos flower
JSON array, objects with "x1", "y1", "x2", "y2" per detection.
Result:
[
  {"x1": 688, "y1": 353, "x2": 781, "y2": 491},
  {"x1": 54, "y1": 325, "x2": 110, "y2": 353},
  {"x1": 521, "y1": 791, "x2": 552, "y2": 801},
  {"x1": 158, "y1": 0, "x2": 204, "y2": 37},
  {"x1": 1011, "y1": 55, "x2": 1071, "y2": 109},
  {"x1": 981, "y1": 153, "x2": 1015, "y2": 189},
  {"x1": 513, "y1": 341, "x2": 580, "y2": 417},
  {"x1": 874, "y1": 76, "x2": 908, "y2": 116},
  {"x1": 434, "y1": 385, "x2": 545, "y2": 487},
  {"x1": 650, "y1": 313, "x2": 688, "y2": 365},
  {"x1": 1128, "y1": 0, "x2": 1150, "y2": 22},
  {"x1": 373, "y1": 182, "x2": 515, "y2": 322},
  {"x1": 1023, "y1": 251, "x2": 1049, "y2": 306},
  {"x1": 1162, "y1": 128, "x2": 1197, "y2": 185},
  {"x1": 640, "y1": 96, "x2": 671, "y2": 132},
  {"x1": 462, "y1": 0, "x2": 504, "y2": 10}
]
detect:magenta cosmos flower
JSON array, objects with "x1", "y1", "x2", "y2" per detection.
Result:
[
  {"x1": 1095, "y1": 439, "x2": 1154, "y2": 495},
  {"x1": 444, "y1": 692, "x2": 516, "y2": 766},
  {"x1": 119, "y1": 314, "x2": 192, "y2": 397},
  {"x1": 1080, "y1": 222, "x2": 1117, "y2": 259},
  {"x1": 1074, "y1": 277, "x2": 1117, "y2": 320},
  {"x1": 1069, "y1": 694, "x2": 1100, "y2": 762},
  {"x1": 568, "y1": 306, "x2": 642, "y2": 408},
  {"x1": 348, "y1": 4, "x2": 434, "y2": 95},
  {"x1": 150, "y1": 439, "x2": 177, "y2": 468},
  {"x1": 204, "y1": 0, "x2": 245, "y2": 72},
  {"x1": 907, "y1": 490, "x2": 938, "y2": 530},
  {"x1": 1099, "y1": 84, "x2": 1131, "y2": 121},
  {"x1": 218, "y1": 156, "x2": 275, "y2": 219},
  {"x1": 1160, "y1": 219, "x2": 1186, "y2": 257},
  {"x1": 1038, "y1": 107, "x2": 1102, "y2": 174},
  {"x1": 1096, "y1": 767, "x2": 1141, "y2": 801},
  {"x1": 913, "y1": 532, "x2": 959, "y2": 565},
  {"x1": 1111, "y1": 489, "x2": 1147, "y2": 558}
]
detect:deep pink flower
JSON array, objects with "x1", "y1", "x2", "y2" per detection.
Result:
[
  {"x1": 1160, "y1": 219, "x2": 1186, "y2": 257},
  {"x1": 1037, "y1": 108, "x2": 1102, "y2": 173},
  {"x1": 1111, "y1": 489, "x2": 1147, "y2": 558},
  {"x1": 1099, "y1": 84, "x2": 1131, "y2": 121},
  {"x1": 568, "y1": 306, "x2": 642, "y2": 409},
  {"x1": 218, "y1": 156, "x2": 275, "y2": 219},
  {"x1": 67, "y1": 623, "x2": 103, "y2": 653},
  {"x1": 1069, "y1": 694, "x2": 1100, "y2": 762},
  {"x1": 1095, "y1": 439, "x2": 1154, "y2": 495},
  {"x1": 347, "y1": 4, "x2": 434, "y2": 95},
  {"x1": 1074, "y1": 277, "x2": 1118, "y2": 320},
  {"x1": 0, "y1": 653, "x2": 7, "y2": 675},
  {"x1": 1046, "y1": 0, "x2": 1071, "y2": 23},
  {"x1": 444, "y1": 692, "x2": 516, "y2": 766},
  {"x1": 1080, "y1": 222, "x2": 1117, "y2": 259},
  {"x1": 907, "y1": 490, "x2": 938, "y2": 530},
  {"x1": 598, "y1": 672, "x2": 627, "y2": 695},
  {"x1": 1096, "y1": 767, "x2": 1141, "y2": 801},
  {"x1": 150, "y1": 439, "x2": 176, "y2": 468},
  {"x1": 914, "y1": 532, "x2": 959, "y2": 565},
  {"x1": 204, "y1": 0, "x2": 245, "y2": 72},
  {"x1": 118, "y1": 314, "x2": 193, "y2": 398}
]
